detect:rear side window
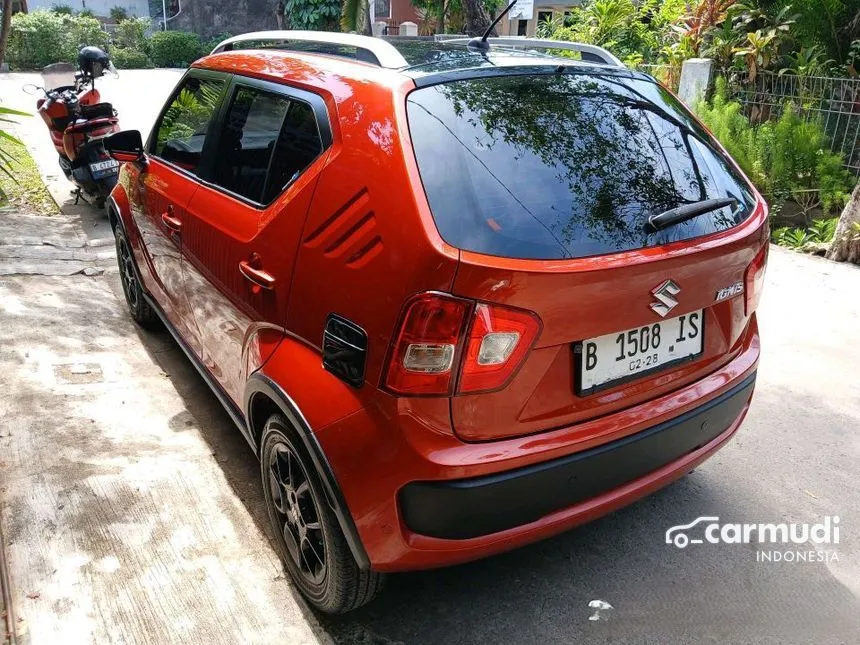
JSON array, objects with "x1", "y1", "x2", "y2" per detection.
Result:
[
  {"x1": 152, "y1": 76, "x2": 226, "y2": 174},
  {"x1": 406, "y1": 73, "x2": 756, "y2": 260},
  {"x1": 211, "y1": 85, "x2": 324, "y2": 204}
]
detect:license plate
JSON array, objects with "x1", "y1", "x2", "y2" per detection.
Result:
[
  {"x1": 90, "y1": 159, "x2": 119, "y2": 177},
  {"x1": 577, "y1": 310, "x2": 704, "y2": 394}
]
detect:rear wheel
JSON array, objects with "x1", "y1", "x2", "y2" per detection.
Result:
[
  {"x1": 114, "y1": 226, "x2": 158, "y2": 329},
  {"x1": 260, "y1": 414, "x2": 384, "y2": 613}
]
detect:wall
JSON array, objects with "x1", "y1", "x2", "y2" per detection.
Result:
[{"x1": 27, "y1": 0, "x2": 151, "y2": 17}]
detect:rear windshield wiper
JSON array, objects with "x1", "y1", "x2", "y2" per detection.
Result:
[{"x1": 647, "y1": 197, "x2": 737, "y2": 232}]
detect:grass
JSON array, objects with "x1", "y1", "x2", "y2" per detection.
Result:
[{"x1": 0, "y1": 138, "x2": 59, "y2": 216}]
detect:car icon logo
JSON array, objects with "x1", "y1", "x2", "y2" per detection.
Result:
[
  {"x1": 665, "y1": 516, "x2": 720, "y2": 548},
  {"x1": 650, "y1": 279, "x2": 681, "y2": 317}
]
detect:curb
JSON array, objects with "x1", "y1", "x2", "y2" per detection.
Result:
[{"x1": 0, "y1": 510, "x2": 15, "y2": 645}]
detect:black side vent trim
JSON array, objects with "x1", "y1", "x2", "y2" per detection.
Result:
[{"x1": 323, "y1": 314, "x2": 368, "y2": 388}]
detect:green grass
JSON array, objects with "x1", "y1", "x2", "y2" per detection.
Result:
[{"x1": 0, "y1": 138, "x2": 59, "y2": 216}]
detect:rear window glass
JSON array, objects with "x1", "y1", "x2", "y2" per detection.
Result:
[{"x1": 406, "y1": 73, "x2": 756, "y2": 260}]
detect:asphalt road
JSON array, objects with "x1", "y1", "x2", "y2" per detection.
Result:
[{"x1": 2, "y1": 69, "x2": 859, "y2": 644}]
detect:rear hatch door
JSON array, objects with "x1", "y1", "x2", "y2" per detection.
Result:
[{"x1": 406, "y1": 69, "x2": 767, "y2": 442}]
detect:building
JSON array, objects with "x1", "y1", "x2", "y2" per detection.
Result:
[
  {"x1": 373, "y1": 0, "x2": 422, "y2": 35},
  {"x1": 496, "y1": 1, "x2": 582, "y2": 38}
]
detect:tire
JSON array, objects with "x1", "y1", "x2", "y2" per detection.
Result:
[
  {"x1": 114, "y1": 225, "x2": 159, "y2": 329},
  {"x1": 260, "y1": 414, "x2": 384, "y2": 613}
]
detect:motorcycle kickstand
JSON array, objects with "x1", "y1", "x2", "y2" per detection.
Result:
[{"x1": 73, "y1": 188, "x2": 82, "y2": 205}]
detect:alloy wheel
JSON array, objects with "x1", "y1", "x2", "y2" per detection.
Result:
[
  {"x1": 268, "y1": 442, "x2": 327, "y2": 586},
  {"x1": 117, "y1": 236, "x2": 138, "y2": 310}
]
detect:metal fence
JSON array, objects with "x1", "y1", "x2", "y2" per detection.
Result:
[{"x1": 728, "y1": 71, "x2": 860, "y2": 178}]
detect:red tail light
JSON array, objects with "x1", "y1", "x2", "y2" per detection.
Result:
[
  {"x1": 744, "y1": 243, "x2": 768, "y2": 315},
  {"x1": 383, "y1": 293, "x2": 542, "y2": 396}
]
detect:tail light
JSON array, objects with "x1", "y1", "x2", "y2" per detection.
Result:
[
  {"x1": 744, "y1": 243, "x2": 768, "y2": 315},
  {"x1": 383, "y1": 292, "x2": 542, "y2": 396}
]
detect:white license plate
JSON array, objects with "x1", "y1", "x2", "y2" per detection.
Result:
[
  {"x1": 577, "y1": 310, "x2": 704, "y2": 394},
  {"x1": 90, "y1": 159, "x2": 119, "y2": 173}
]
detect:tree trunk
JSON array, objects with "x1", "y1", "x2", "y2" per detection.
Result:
[
  {"x1": 0, "y1": 0, "x2": 13, "y2": 70},
  {"x1": 826, "y1": 183, "x2": 860, "y2": 264},
  {"x1": 462, "y1": 0, "x2": 494, "y2": 37}
]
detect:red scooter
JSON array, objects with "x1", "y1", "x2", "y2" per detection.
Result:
[{"x1": 25, "y1": 46, "x2": 121, "y2": 208}]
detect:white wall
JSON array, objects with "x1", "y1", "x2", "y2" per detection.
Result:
[{"x1": 27, "y1": 0, "x2": 151, "y2": 19}]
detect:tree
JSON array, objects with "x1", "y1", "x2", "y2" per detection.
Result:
[
  {"x1": 462, "y1": 0, "x2": 493, "y2": 36},
  {"x1": 0, "y1": 0, "x2": 12, "y2": 69},
  {"x1": 826, "y1": 184, "x2": 860, "y2": 264},
  {"x1": 341, "y1": 0, "x2": 372, "y2": 34}
]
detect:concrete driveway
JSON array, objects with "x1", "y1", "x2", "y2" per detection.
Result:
[{"x1": 1, "y1": 69, "x2": 859, "y2": 644}]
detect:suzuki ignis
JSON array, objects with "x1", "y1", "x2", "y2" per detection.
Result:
[{"x1": 105, "y1": 31, "x2": 768, "y2": 613}]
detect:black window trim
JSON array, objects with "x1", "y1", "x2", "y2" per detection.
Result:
[
  {"x1": 146, "y1": 68, "x2": 233, "y2": 180},
  {"x1": 196, "y1": 74, "x2": 333, "y2": 210},
  {"x1": 147, "y1": 69, "x2": 334, "y2": 211}
]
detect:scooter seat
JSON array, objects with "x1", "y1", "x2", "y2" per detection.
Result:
[{"x1": 79, "y1": 102, "x2": 115, "y2": 120}]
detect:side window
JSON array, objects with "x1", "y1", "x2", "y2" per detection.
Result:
[
  {"x1": 210, "y1": 85, "x2": 324, "y2": 204},
  {"x1": 152, "y1": 75, "x2": 226, "y2": 174},
  {"x1": 264, "y1": 100, "x2": 323, "y2": 203}
]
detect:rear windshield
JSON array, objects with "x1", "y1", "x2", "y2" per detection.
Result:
[{"x1": 406, "y1": 73, "x2": 756, "y2": 260}]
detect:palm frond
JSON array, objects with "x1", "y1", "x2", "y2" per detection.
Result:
[{"x1": 340, "y1": 0, "x2": 368, "y2": 33}]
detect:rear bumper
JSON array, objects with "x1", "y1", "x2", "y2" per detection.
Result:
[
  {"x1": 316, "y1": 316, "x2": 759, "y2": 572},
  {"x1": 400, "y1": 372, "x2": 755, "y2": 540}
]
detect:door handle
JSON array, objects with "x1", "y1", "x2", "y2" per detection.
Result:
[
  {"x1": 161, "y1": 207, "x2": 182, "y2": 233},
  {"x1": 239, "y1": 258, "x2": 276, "y2": 290}
]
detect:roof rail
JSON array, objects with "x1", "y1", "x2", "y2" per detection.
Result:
[
  {"x1": 210, "y1": 31, "x2": 409, "y2": 69},
  {"x1": 434, "y1": 35, "x2": 624, "y2": 67}
]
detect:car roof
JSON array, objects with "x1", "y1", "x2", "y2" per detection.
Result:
[{"x1": 196, "y1": 34, "x2": 649, "y2": 91}]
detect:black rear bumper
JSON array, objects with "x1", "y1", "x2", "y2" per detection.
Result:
[{"x1": 400, "y1": 372, "x2": 756, "y2": 540}]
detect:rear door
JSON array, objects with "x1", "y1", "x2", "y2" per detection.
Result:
[
  {"x1": 132, "y1": 71, "x2": 229, "y2": 351},
  {"x1": 406, "y1": 71, "x2": 767, "y2": 442},
  {"x1": 181, "y1": 77, "x2": 329, "y2": 405}
]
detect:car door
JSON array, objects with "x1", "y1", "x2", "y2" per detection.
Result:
[
  {"x1": 180, "y1": 77, "x2": 330, "y2": 406},
  {"x1": 132, "y1": 70, "x2": 229, "y2": 353}
]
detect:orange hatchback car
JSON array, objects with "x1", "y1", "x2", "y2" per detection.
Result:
[{"x1": 105, "y1": 31, "x2": 768, "y2": 612}]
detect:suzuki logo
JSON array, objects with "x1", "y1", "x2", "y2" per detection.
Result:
[{"x1": 650, "y1": 279, "x2": 681, "y2": 317}]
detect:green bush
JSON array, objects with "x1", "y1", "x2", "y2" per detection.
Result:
[
  {"x1": 8, "y1": 11, "x2": 69, "y2": 69},
  {"x1": 8, "y1": 11, "x2": 110, "y2": 69},
  {"x1": 149, "y1": 31, "x2": 205, "y2": 67},
  {"x1": 114, "y1": 17, "x2": 151, "y2": 52},
  {"x1": 696, "y1": 78, "x2": 852, "y2": 214},
  {"x1": 111, "y1": 47, "x2": 153, "y2": 69},
  {"x1": 66, "y1": 15, "x2": 111, "y2": 53}
]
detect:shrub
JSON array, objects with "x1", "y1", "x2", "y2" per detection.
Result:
[
  {"x1": 8, "y1": 10, "x2": 69, "y2": 69},
  {"x1": 109, "y1": 6, "x2": 129, "y2": 23},
  {"x1": 114, "y1": 17, "x2": 151, "y2": 52},
  {"x1": 695, "y1": 78, "x2": 852, "y2": 214},
  {"x1": 8, "y1": 11, "x2": 111, "y2": 69},
  {"x1": 66, "y1": 15, "x2": 111, "y2": 53},
  {"x1": 149, "y1": 31, "x2": 205, "y2": 67},
  {"x1": 51, "y1": 4, "x2": 73, "y2": 14},
  {"x1": 111, "y1": 47, "x2": 153, "y2": 69}
]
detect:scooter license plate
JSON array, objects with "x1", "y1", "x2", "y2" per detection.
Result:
[{"x1": 90, "y1": 159, "x2": 119, "y2": 178}]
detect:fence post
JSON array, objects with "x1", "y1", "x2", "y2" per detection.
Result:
[
  {"x1": 400, "y1": 21, "x2": 418, "y2": 36},
  {"x1": 372, "y1": 21, "x2": 388, "y2": 36},
  {"x1": 678, "y1": 58, "x2": 715, "y2": 109}
]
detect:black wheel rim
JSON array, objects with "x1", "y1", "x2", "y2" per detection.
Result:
[
  {"x1": 117, "y1": 237, "x2": 138, "y2": 310},
  {"x1": 268, "y1": 443, "x2": 326, "y2": 586}
]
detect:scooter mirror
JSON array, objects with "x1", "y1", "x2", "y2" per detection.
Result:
[
  {"x1": 22, "y1": 84, "x2": 41, "y2": 95},
  {"x1": 105, "y1": 130, "x2": 145, "y2": 164}
]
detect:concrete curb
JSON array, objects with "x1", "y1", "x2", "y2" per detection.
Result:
[{"x1": 0, "y1": 510, "x2": 16, "y2": 645}]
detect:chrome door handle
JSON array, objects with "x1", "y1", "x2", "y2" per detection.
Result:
[
  {"x1": 239, "y1": 259, "x2": 275, "y2": 290},
  {"x1": 161, "y1": 208, "x2": 182, "y2": 233}
]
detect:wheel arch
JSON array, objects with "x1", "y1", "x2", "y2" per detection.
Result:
[{"x1": 244, "y1": 372, "x2": 371, "y2": 570}]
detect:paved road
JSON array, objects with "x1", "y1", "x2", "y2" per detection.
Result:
[{"x1": 1, "y1": 69, "x2": 859, "y2": 644}]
